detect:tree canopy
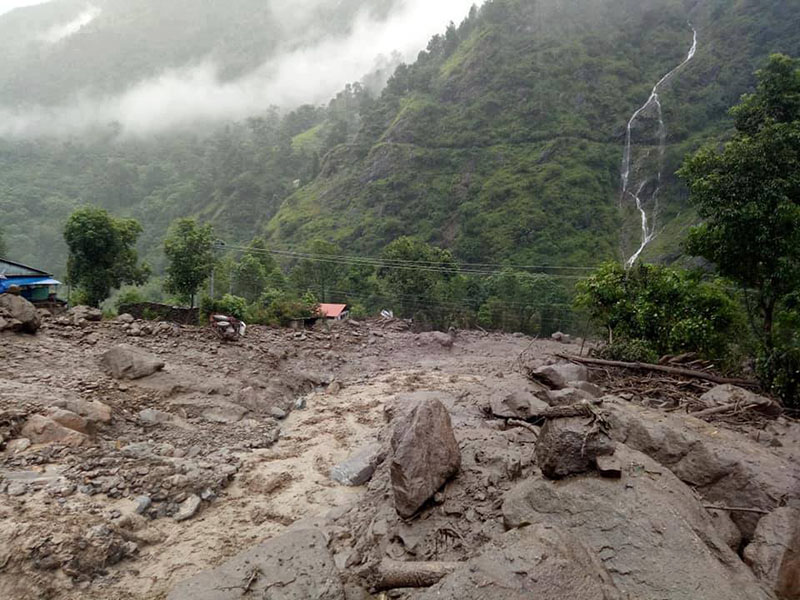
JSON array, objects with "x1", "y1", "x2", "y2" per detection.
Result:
[
  {"x1": 63, "y1": 207, "x2": 149, "y2": 307},
  {"x1": 164, "y1": 218, "x2": 215, "y2": 307}
]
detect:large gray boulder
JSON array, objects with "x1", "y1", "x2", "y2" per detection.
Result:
[
  {"x1": 535, "y1": 416, "x2": 616, "y2": 479},
  {"x1": 0, "y1": 293, "x2": 41, "y2": 333},
  {"x1": 744, "y1": 507, "x2": 800, "y2": 599},
  {"x1": 390, "y1": 398, "x2": 461, "y2": 518},
  {"x1": 605, "y1": 400, "x2": 800, "y2": 538},
  {"x1": 168, "y1": 527, "x2": 344, "y2": 600},
  {"x1": 489, "y1": 390, "x2": 550, "y2": 419},
  {"x1": 502, "y1": 445, "x2": 775, "y2": 600},
  {"x1": 700, "y1": 384, "x2": 782, "y2": 417},
  {"x1": 100, "y1": 344, "x2": 165, "y2": 380},
  {"x1": 420, "y1": 524, "x2": 622, "y2": 600},
  {"x1": 530, "y1": 363, "x2": 589, "y2": 390}
]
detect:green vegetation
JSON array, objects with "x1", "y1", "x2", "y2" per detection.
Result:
[
  {"x1": 680, "y1": 54, "x2": 800, "y2": 403},
  {"x1": 163, "y1": 218, "x2": 215, "y2": 307},
  {"x1": 575, "y1": 262, "x2": 742, "y2": 363},
  {"x1": 63, "y1": 207, "x2": 149, "y2": 307}
]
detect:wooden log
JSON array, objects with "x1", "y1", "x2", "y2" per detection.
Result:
[
  {"x1": 373, "y1": 560, "x2": 461, "y2": 590},
  {"x1": 689, "y1": 402, "x2": 761, "y2": 419},
  {"x1": 703, "y1": 504, "x2": 770, "y2": 515},
  {"x1": 491, "y1": 404, "x2": 597, "y2": 423},
  {"x1": 554, "y1": 354, "x2": 759, "y2": 388}
]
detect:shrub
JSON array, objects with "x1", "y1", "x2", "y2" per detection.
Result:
[
  {"x1": 199, "y1": 294, "x2": 247, "y2": 321},
  {"x1": 596, "y1": 339, "x2": 659, "y2": 364}
]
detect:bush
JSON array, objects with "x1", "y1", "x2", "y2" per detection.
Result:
[
  {"x1": 114, "y1": 287, "x2": 146, "y2": 312},
  {"x1": 199, "y1": 294, "x2": 247, "y2": 321},
  {"x1": 575, "y1": 262, "x2": 744, "y2": 362},
  {"x1": 596, "y1": 339, "x2": 659, "y2": 364}
]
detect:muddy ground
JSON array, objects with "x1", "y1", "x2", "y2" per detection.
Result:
[{"x1": 1, "y1": 314, "x2": 798, "y2": 599}]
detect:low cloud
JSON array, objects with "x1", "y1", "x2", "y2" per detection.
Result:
[
  {"x1": 39, "y1": 4, "x2": 100, "y2": 43},
  {"x1": 0, "y1": 0, "x2": 51, "y2": 18},
  {"x1": 0, "y1": 0, "x2": 483, "y2": 137}
]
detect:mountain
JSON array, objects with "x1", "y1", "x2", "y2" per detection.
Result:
[{"x1": 0, "y1": 0, "x2": 798, "y2": 278}]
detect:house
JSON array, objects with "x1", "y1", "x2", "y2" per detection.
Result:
[
  {"x1": 0, "y1": 258, "x2": 62, "y2": 305},
  {"x1": 317, "y1": 303, "x2": 349, "y2": 321}
]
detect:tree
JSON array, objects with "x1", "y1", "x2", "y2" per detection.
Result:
[
  {"x1": 290, "y1": 239, "x2": 342, "y2": 302},
  {"x1": 232, "y1": 237, "x2": 283, "y2": 302},
  {"x1": 163, "y1": 218, "x2": 215, "y2": 307},
  {"x1": 63, "y1": 207, "x2": 149, "y2": 307},
  {"x1": 679, "y1": 54, "x2": 800, "y2": 350}
]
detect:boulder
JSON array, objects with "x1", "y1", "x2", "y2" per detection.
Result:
[
  {"x1": 700, "y1": 384, "x2": 782, "y2": 417},
  {"x1": 202, "y1": 402, "x2": 248, "y2": 424},
  {"x1": 390, "y1": 398, "x2": 461, "y2": 518},
  {"x1": 20, "y1": 415, "x2": 87, "y2": 447},
  {"x1": 330, "y1": 443, "x2": 384, "y2": 487},
  {"x1": 551, "y1": 331, "x2": 572, "y2": 344},
  {"x1": 46, "y1": 408, "x2": 90, "y2": 434},
  {"x1": 100, "y1": 344, "x2": 165, "y2": 380},
  {"x1": 744, "y1": 507, "x2": 800, "y2": 599},
  {"x1": 0, "y1": 293, "x2": 41, "y2": 333},
  {"x1": 420, "y1": 524, "x2": 622, "y2": 600},
  {"x1": 544, "y1": 387, "x2": 595, "y2": 406},
  {"x1": 535, "y1": 417, "x2": 615, "y2": 479},
  {"x1": 174, "y1": 495, "x2": 201, "y2": 522},
  {"x1": 605, "y1": 400, "x2": 800, "y2": 538},
  {"x1": 489, "y1": 390, "x2": 550, "y2": 419},
  {"x1": 51, "y1": 397, "x2": 112, "y2": 424},
  {"x1": 531, "y1": 363, "x2": 589, "y2": 390},
  {"x1": 167, "y1": 527, "x2": 344, "y2": 600},
  {"x1": 68, "y1": 305, "x2": 103, "y2": 323},
  {"x1": 708, "y1": 509, "x2": 743, "y2": 551},
  {"x1": 117, "y1": 313, "x2": 135, "y2": 324},
  {"x1": 502, "y1": 445, "x2": 774, "y2": 600}
]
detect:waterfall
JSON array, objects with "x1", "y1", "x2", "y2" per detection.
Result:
[{"x1": 622, "y1": 26, "x2": 697, "y2": 268}]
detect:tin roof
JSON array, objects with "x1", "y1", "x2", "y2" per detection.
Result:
[
  {"x1": 317, "y1": 303, "x2": 348, "y2": 318},
  {"x1": 0, "y1": 258, "x2": 51, "y2": 278}
]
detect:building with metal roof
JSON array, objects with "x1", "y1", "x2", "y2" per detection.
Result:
[{"x1": 0, "y1": 258, "x2": 62, "y2": 304}]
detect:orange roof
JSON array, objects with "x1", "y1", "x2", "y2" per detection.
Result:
[{"x1": 317, "y1": 303, "x2": 348, "y2": 318}]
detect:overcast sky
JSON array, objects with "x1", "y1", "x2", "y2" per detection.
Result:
[
  {"x1": 0, "y1": 0, "x2": 485, "y2": 137},
  {"x1": 0, "y1": 0, "x2": 50, "y2": 17}
]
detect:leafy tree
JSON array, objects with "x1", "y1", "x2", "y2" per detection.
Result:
[
  {"x1": 290, "y1": 240, "x2": 342, "y2": 302},
  {"x1": 63, "y1": 207, "x2": 149, "y2": 307},
  {"x1": 679, "y1": 54, "x2": 800, "y2": 349},
  {"x1": 231, "y1": 237, "x2": 284, "y2": 302},
  {"x1": 575, "y1": 262, "x2": 742, "y2": 362},
  {"x1": 164, "y1": 218, "x2": 215, "y2": 307}
]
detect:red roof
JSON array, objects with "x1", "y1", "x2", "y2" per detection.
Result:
[{"x1": 317, "y1": 303, "x2": 348, "y2": 318}]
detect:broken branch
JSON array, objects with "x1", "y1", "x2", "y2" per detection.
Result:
[
  {"x1": 555, "y1": 354, "x2": 759, "y2": 388},
  {"x1": 703, "y1": 505, "x2": 770, "y2": 515}
]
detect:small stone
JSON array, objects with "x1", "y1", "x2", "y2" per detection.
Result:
[
  {"x1": 596, "y1": 455, "x2": 623, "y2": 478},
  {"x1": 7, "y1": 482, "x2": 27, "y2": 496},
  {"x1": 294, "y1": 396, "x2": 307, "y2": 410},
  {"x1": 134, "y1": 495, "x2": 152, "y2": 514},
  {"x1": 269, "y1": 406, "x2": 287, "y2": 420},
  {"x1": 6, "y1": 438, "x2": 31, "y2": 454},
  {"x1": 174, "y1": 495, "x2": 201, "y2": 522}
]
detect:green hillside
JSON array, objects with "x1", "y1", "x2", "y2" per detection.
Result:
[{"x1": 0, "y1": 0, "x2": 798, "y2": 279}]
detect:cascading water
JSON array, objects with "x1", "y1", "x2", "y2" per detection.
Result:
[{"x1": 621, "y1": 26, "x2": 697, "y2": 268}]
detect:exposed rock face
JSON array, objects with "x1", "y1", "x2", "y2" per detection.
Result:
[
  {"x1": 744, "y1": 507, "x2": 800, "y2": 599},
  {"x1": 420, "y1": 524, "x2": 622, "y2": 600},
  {"x1": 390, "y1": 398, "x2": 461, "y2": 518},
  {"x1": 503, "y1": 445, "x2": 774, "y2": 600},
  {"x1": 531, "y1": 363, "x2": 588, "y2": 390},
  {"x1": 167, "y1": 527, "x2": 344, "y2": 600},
  {"x1": 0, "y1": 293, "x2": 41, "y2": 333},
  {"x1": 20, "y1": 415, "x2": 87, "y2": 447},
  {"x1": 535, "y1": 417, "x2": 615, "y2": 479},
  {"x1": 605, "y1": 400, "x2": 800, "y2": 538},
  {"x1": 330, "y1": 443, "x2": 384, "y2": 486},
  {"x1": 100, "y1": 344, "x2": 165, "y2": 380}
]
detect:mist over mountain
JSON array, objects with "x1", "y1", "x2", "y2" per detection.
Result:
[{"x1": 1, "y1": 0, "x2": 798, "y2": 280}]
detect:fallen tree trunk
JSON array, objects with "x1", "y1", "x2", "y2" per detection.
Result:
[
  {"x1": 689, "y1": 402, "x2": 762, "y2": 419},
  {"x1": 555, "y1": 354, "x2": 759, "y2": 388},
  {"x1": 373, "y1": 560, "x2": 460, "y2": 590},
  {"x1": 491, "y1": 403, "x2": 598, "y2": 423}
]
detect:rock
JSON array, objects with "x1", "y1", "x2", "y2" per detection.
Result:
[
  {"x1": 390, "y1": 398, "x2": 461, "y2": 518},
  {"x1": 202, "y1": 403, "x2": 248, "y2": 424},
  {"x1": 46, "y1": 408, "x2": 90, "y2": 434},
  {"x1": 167, "y1": 527, "x2": 344, "y2": 600},
  {"x1": 744, "y1": 507, "x2": 800, "y2": 598},
  {"x1": 544, "y1": 387, "x2": 594, "y2": 406},
  {"x1": 573, "y1": 380, "x2": 604, "y2": 398},
  {"x1": 174, "y1": 495, "x2": 201, "y2": 522},
  {"x1": 117, "y1": 313, "x2": 135, "y2": 324},
  {"x1": 551, "y1": 331, "x2": 572, "y2": 344},
  {"x1": 138, "y1": 409, "x2": 174, "y2": 425},
  {"x1": 502, "y1": 445, "x2": 773, "y2": 600},
  {"x1": 605, "y1": 400, "x2": 800, "y2": 539},
  {"x1": 7, "y1": 482, "x2": 27, "y2": 496},
  {"x1": 489, "y1": 391, "x2": 550, "y2": 419},
  {"x1": 0, "y1": 293, "x2": 41, "y2": 333},
  {"x1": 595, "y1": 454, "x2": 623, "y2": 478},
  {"x1": 708, "y1": 509, "x2": 743, "y2": 551},
  {"x1": 51, "y1": 398, "x2": 112, "y2": 424},
  {"x1": 134, "y1": 495, "x2": 152, "y2": 515},
  {"x1": 535, "y1": 417, "x2": 615, "y2": 479},
  {"x1": 421, "y1": 524, "x2": 622, "y2": 600},
  {"x1": 700, "y1": 384, "x2": 782, "y2": 417},
  {"x1": 20, "y1": 415, "x2": 87, "y2": 447},
  {"x1": 328, "y1": 381, "x2": 342, "y2": 394},
  {"x1": 330, "y1": 443, "x2": 384, "y2": 486},
  {"x1": 6, "y1": 438, "x2": 31, "y2": 454},
  {"x1": 100, "y1": 344, "x2": 165, "y2": 380},
  {"x1": 68, "y1": 305, "x2": 103, "y2": 323},
  {"x1": 269, "y1": 406, "x2": 287, "y2": 419},
  {"x1": 531, "y1": 363, "x2": 588, "y2": 390}
]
